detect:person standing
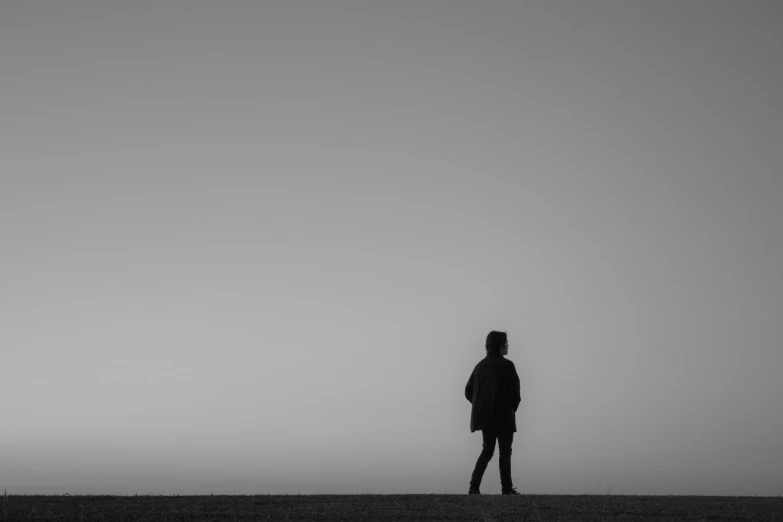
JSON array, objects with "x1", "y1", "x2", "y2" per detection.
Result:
[{"x1": 465, "y1": 330, "x2": 521, "y2": 495}]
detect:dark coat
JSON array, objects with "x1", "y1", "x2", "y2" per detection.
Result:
[{"x1": 465, "y1": 353, "x2": 521, "y2": 433}]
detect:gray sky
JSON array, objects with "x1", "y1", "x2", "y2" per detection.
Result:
[{"x1": 2, "y1": 0, "x2": 782, "y2": 496}]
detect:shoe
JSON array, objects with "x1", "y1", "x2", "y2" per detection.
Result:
[
  {"x1": 502, "y1": 486, "x2": 521, "y2": 495},
  {"x1": 468, "y1": 486, "x2": 481, "y2": 495}
]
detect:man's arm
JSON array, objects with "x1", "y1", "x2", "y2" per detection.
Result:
[
  {"x1": 510, "y1": 365, "x2": 521, "y2": 412},
  {"x1": 465, "y1": 372, "x2": 474, "y2": 403}
]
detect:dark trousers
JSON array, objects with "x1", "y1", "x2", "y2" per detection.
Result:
[{"x1": 470, "y1": 426, "x2": 514, "y2": 492}]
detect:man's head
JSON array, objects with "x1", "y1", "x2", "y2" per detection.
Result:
[{"x1": 486, "y1": 330, "x2": 508, "y2": 356}]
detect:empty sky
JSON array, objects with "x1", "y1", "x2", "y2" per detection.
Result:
[{"x1": 2, "y1": 1, "x2": 782, "y2": 496}]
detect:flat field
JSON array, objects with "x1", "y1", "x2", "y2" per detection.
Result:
[{"x1": 1, "y1": 493, "x2": 781, "y2": 521}]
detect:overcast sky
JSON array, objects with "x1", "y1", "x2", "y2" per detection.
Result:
[{"x1": 2, "y1": 1, "x2": 782, "y2": 496}]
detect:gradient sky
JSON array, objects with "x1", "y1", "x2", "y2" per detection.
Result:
[{"x1": 2, "y1": 1, "x2": 782, "y2": 497}]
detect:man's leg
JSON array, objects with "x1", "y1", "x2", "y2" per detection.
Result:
[
  {"x1": 498, "y1": 429, "x2": 515, "y2": 493},
  {"x1": 470, "y1": 428, "x2": 497, "y2": 491}
]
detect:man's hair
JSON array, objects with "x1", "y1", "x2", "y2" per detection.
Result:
[{"x1": 485, "y1": 330, "x2": 507, "y2": 355}]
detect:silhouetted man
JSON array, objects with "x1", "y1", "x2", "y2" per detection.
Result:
[{"x1": 465, "y1": 330, "x2": 521, "y2": 495}]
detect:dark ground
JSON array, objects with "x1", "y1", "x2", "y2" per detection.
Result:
[{"x1": 2, "y1": 493, "x2": 781, "y2": 521}]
